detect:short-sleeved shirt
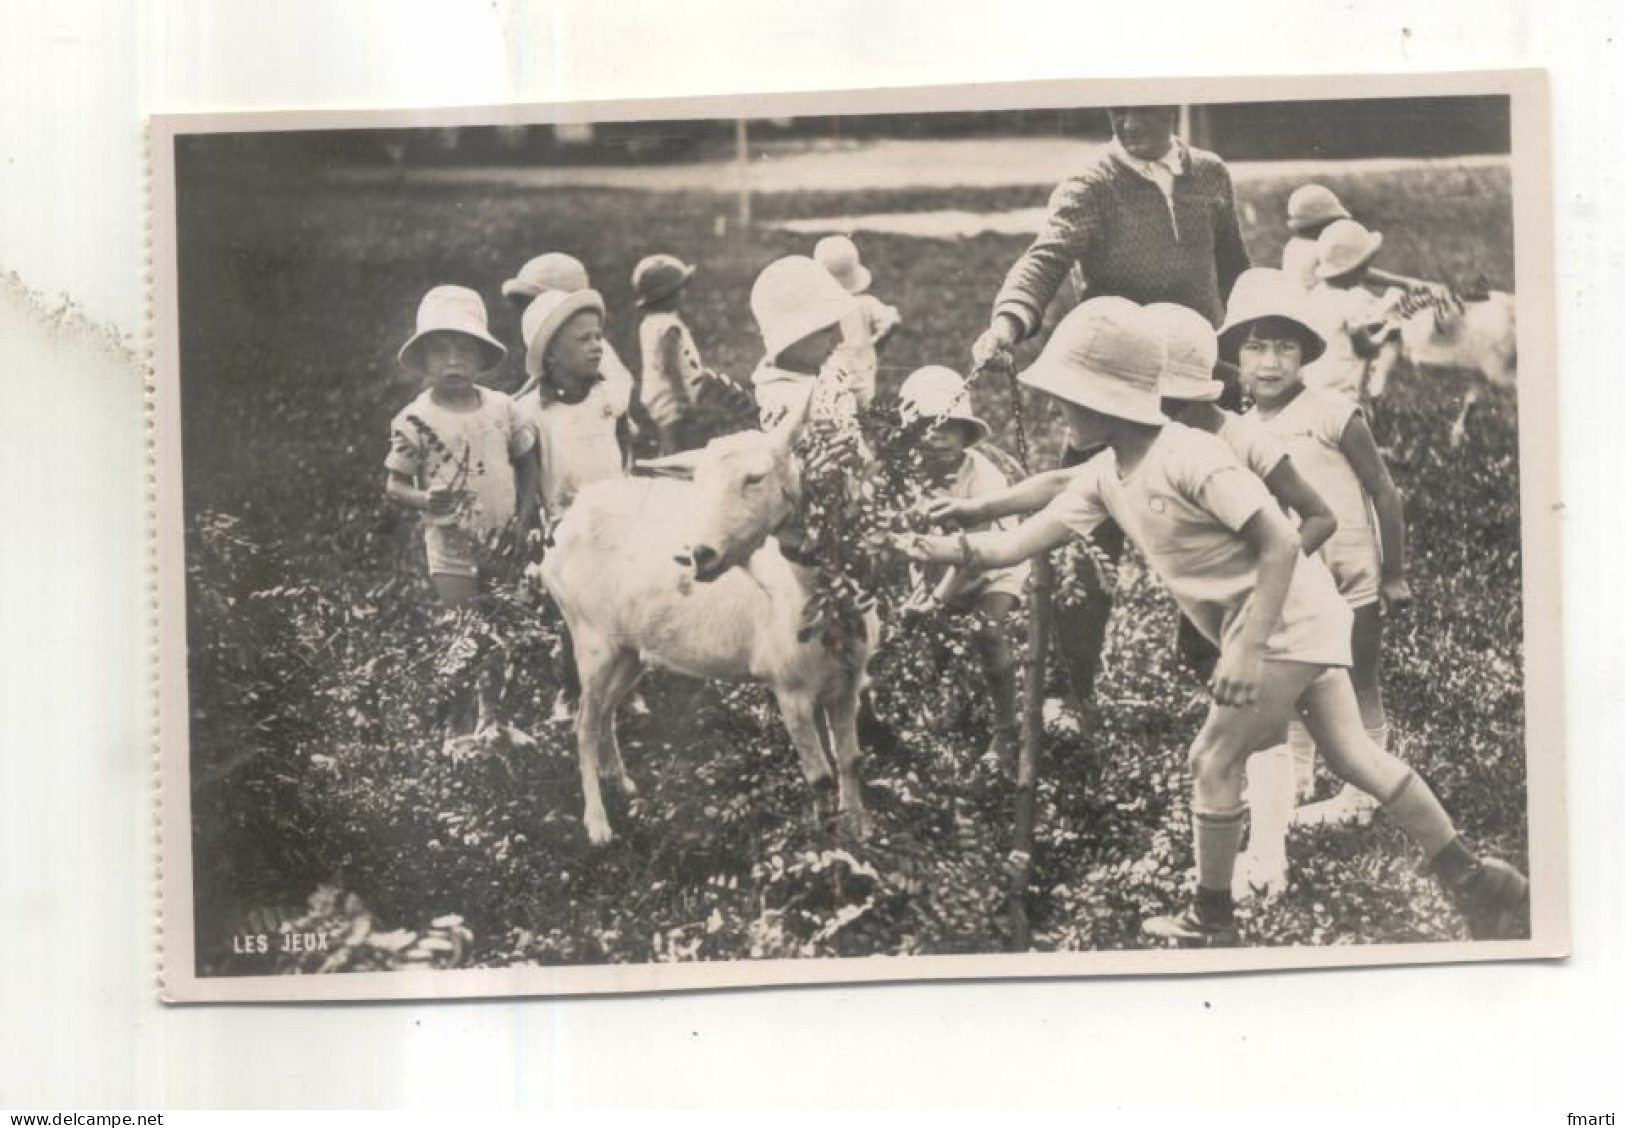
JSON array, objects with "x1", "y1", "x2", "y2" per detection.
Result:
[
  {"x1": 1216, "y1": 408, "x2": 1288, "y2": 481},
  {"x1": 516, "y1": 374, "x2": 631, "y2": 521},
  {"x1": 1302, "y1": 281, "x2": 1390, "y2": 399},
  {"x1": 1035, "y1": 424, "x2": 1351, "y2": 666},
  {"x1": 1250, "y1": 387, "x2": 1371, "y2": 534},
  {"x1": 386, "y1": 387, "x2": 536, "y2": 576},
  {"x1": 637, "y1": 311, "x2": 707, "y2": 428}
]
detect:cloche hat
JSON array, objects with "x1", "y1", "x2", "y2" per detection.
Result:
[{"x1": 749, "y1": 256, "x2": 855, "y2": 361}]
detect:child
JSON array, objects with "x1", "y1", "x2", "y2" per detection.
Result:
[
  {"x1": 514, "y1": 287, "x2": 640, "y2": 722},
  {"x1": 631, "y1": 253, "x2": 710, "y2": 455},
  {"x1": 1282, "y1": 189, "x2": 1458, "y2": 399},
  {"x1": 1150, "y1": 301, "x2": 1338, "y2": 897},
  {"x1": 1300, "y1": 219, "x2": 1411, "y2": 401},
  {"x1": 514, "y1": 288, "x2": 631, "y2": 529},
  {"x1": 899, "y1": 366, "x2": 1029, "y2": 769},
  {"x1": 1223, "y1": 268, "x2": 1412, "y2": 832},
  {"x1": 814, "y1": 235, "x2": 901, "y2": 409},
  {"x1": 1282, "y1": 185, "x2": 1456, "y2": 298},
  {"x1": 502, "y1": 251, "x2": 639, "y2": 430},
  {"x1": 749, "y1": 255, "x2": 862, "y2": 438},
  {"x1": 384, "y1": 285, "x2": 539, "y2": 741},
  {"x1": 899, "y1": 296, "x2": 1527, "y2": 946}
]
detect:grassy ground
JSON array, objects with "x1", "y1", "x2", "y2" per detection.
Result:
[{"x1": 176, "y1": 149, "x2": 1524, "y2": 972}]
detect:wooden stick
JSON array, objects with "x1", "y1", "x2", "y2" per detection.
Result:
[{"x1": 1008, "y1": 551, "x2": 1052, "y2": 950}]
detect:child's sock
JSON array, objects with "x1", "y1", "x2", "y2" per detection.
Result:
[
  {"x1": 1287, "y1": 719, "x2": 1317, "y2": 801},
  {"x1": 1233, "y1": 746, "x2": 1294, "y2": 898},
  {"x1": 1378, "y1": 769, "x2": 1457, "y2": 859},
  {"x1": 1194, "y1": 805, "x2": 1248, "y2": 902}
]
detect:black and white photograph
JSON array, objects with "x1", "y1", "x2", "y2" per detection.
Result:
[{"x1": 151, "y1": 71, "x2": 1565, "y2": 1002}]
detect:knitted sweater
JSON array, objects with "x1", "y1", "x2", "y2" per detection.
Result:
[{"x1": 993, "y1": 144, "x2": 1250, "y2": 333}]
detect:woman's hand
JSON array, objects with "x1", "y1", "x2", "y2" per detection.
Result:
[{"x1": 1209, "y1": 642, "x2": 1266, "y2": 709}]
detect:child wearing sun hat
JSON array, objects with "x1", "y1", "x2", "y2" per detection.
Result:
[
  {"x1": 502, "y1": 251, "x2": 639, "y2": 420},
  {"x1": 631, "y1": 252, "x2": 717, "y2": 455},
  {"x1": 898, "y1": 365, "x2": 1028, "y2": 770},
  {"x1": 514, "y1": 287, "x2": 629, "y2": 531},
  {"x1": 1150, "y1": 300, "x2": 1338, "y2": 900},
  {"x1": 386, "y1": 284, "x2": 538, "y2": 599},
  {"x1": 1224, "y1": 267, "x2": 1412, "y2": 834},
  {"x1": 384, "y1": 284, "x2": 540, "y2": 745},
  {"x1": 900, "y1": 294, "x2": 1527, "y2": 947},
  {"x1": 814, "y1": 235, "x2": 901, "y2": 409}
]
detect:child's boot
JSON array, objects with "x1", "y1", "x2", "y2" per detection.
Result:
[{"x1": 1429, "y1": 838, "x2": 1531, "y2": 940}]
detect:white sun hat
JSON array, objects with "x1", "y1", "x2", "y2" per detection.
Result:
[
  {"x1": 1286, "y1": 184, "x2": 1352, "y2": 234},
  {"x1": 1217, "y1": 268, "x2": 1327, "y2": 364},
  {"x1": 502, "y1": 253, "x2": 591, "y2": 305},
  {"x1": 520, "y1": 287, "x2": 606, "y2": 383},
  {"x1": 1147, "y1": 302, "x2": 1223, "y2": 402},
  {"x1": 899, "y1": 366, "x2": 992, "y2": 445},
  {"x1": 812, "y1": 235, "x2": 873, "y2": 295},
  {"x1": 1018, "y1": 297, "x2": 1167, "y2": 426},
  {"x1": 397, "y1": 285, "x2": 507, "y2": 373},
  {"x1": 1314, "y1": 218, "x2": 1385, "y2": 281},
  {"x1": 750, "y1": 255, "x2": 856, "y2": 361}
]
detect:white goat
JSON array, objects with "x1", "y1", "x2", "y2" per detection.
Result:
[
  {"x1": 539, "y1": 394, "x2": 879, "y2": 845},
  {"x1": 1368, "y1": 289, "x2": 1517, "y2": 447}
]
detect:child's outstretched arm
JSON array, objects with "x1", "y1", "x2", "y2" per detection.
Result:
[
  {"x1": 1261, "y1": 457, "x2": 1338, "y2": 556},
  {"x1": 1210, "y1": 504, "x2": 1301, "y2": 707},
  {"x1": 924, "y1": 465, "x2": 1084, "y2": 526},
  {"x1": 901, "y1": 510, "x2": 1073, "y2": 572},
  {"x1": 1339, "y1": 412, "x2": 1410, "y2": 607}
]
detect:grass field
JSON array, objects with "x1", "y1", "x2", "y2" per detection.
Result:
[{"x1": 175, "y1": 144, "x2": 1524, "y2": 972}]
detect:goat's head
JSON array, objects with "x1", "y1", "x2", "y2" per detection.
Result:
[{"x1": 643, "y1": 388, "x2": 812, "y2": 583}]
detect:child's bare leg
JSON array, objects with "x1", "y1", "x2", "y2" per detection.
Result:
[
  {"x1": 1297, "y1": 605, "x2": 1387, "y2": 825},
  {"x1": 432, "y1": 572, "x2": 479, "y2": 606},
  {"x1": 1349, "y1": 603, "x2": 1387, "y2": 733},
  {"x1": 1146, "y1": 659, "x2": 1320, "y2": 943},
  {"x1": 431, "y1": 572, "x2": 481, "y2": 743},
  {"x1": 974, "y1": 591, "x2": 1021, "y2": 772}
]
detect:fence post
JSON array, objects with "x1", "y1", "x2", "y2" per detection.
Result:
[{"x1": 735, "y1": 118, "x2": 752, "y2": 230}]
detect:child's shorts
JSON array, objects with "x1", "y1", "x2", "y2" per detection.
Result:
[
  {"x1": 1320, "y1": 526, "x2": 1381, "y2": 610},
  {"x1": 425, "y1": 526, "x2": 480, "y2": 579},
  {"x1": 942, "y1": 561, "x2": 1030, "y2": 609}
]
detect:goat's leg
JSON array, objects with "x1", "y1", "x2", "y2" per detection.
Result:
[
  {"x1": 826, "y1": 676, "x2": 874, "y2": 842},
  {"x1": 1449, "y1": 385, "x2": 1481, "y2": 449},
  {"x1": 596, "y1": 649, "x2": 644, "y2": 796},
  {"x1": 772, "y1": 687, "x2": 839, "y2": 830},
  {"x1": 571, "y1": 637, "x2": 618, "y2": 844}
]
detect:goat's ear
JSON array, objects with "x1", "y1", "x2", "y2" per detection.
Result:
[
  {"x1": 634, "y1": 451, "x2": 703, "y2": 480},
  {"x1": 770, "y1": 385, "x2": 815, "y2": 454}
]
